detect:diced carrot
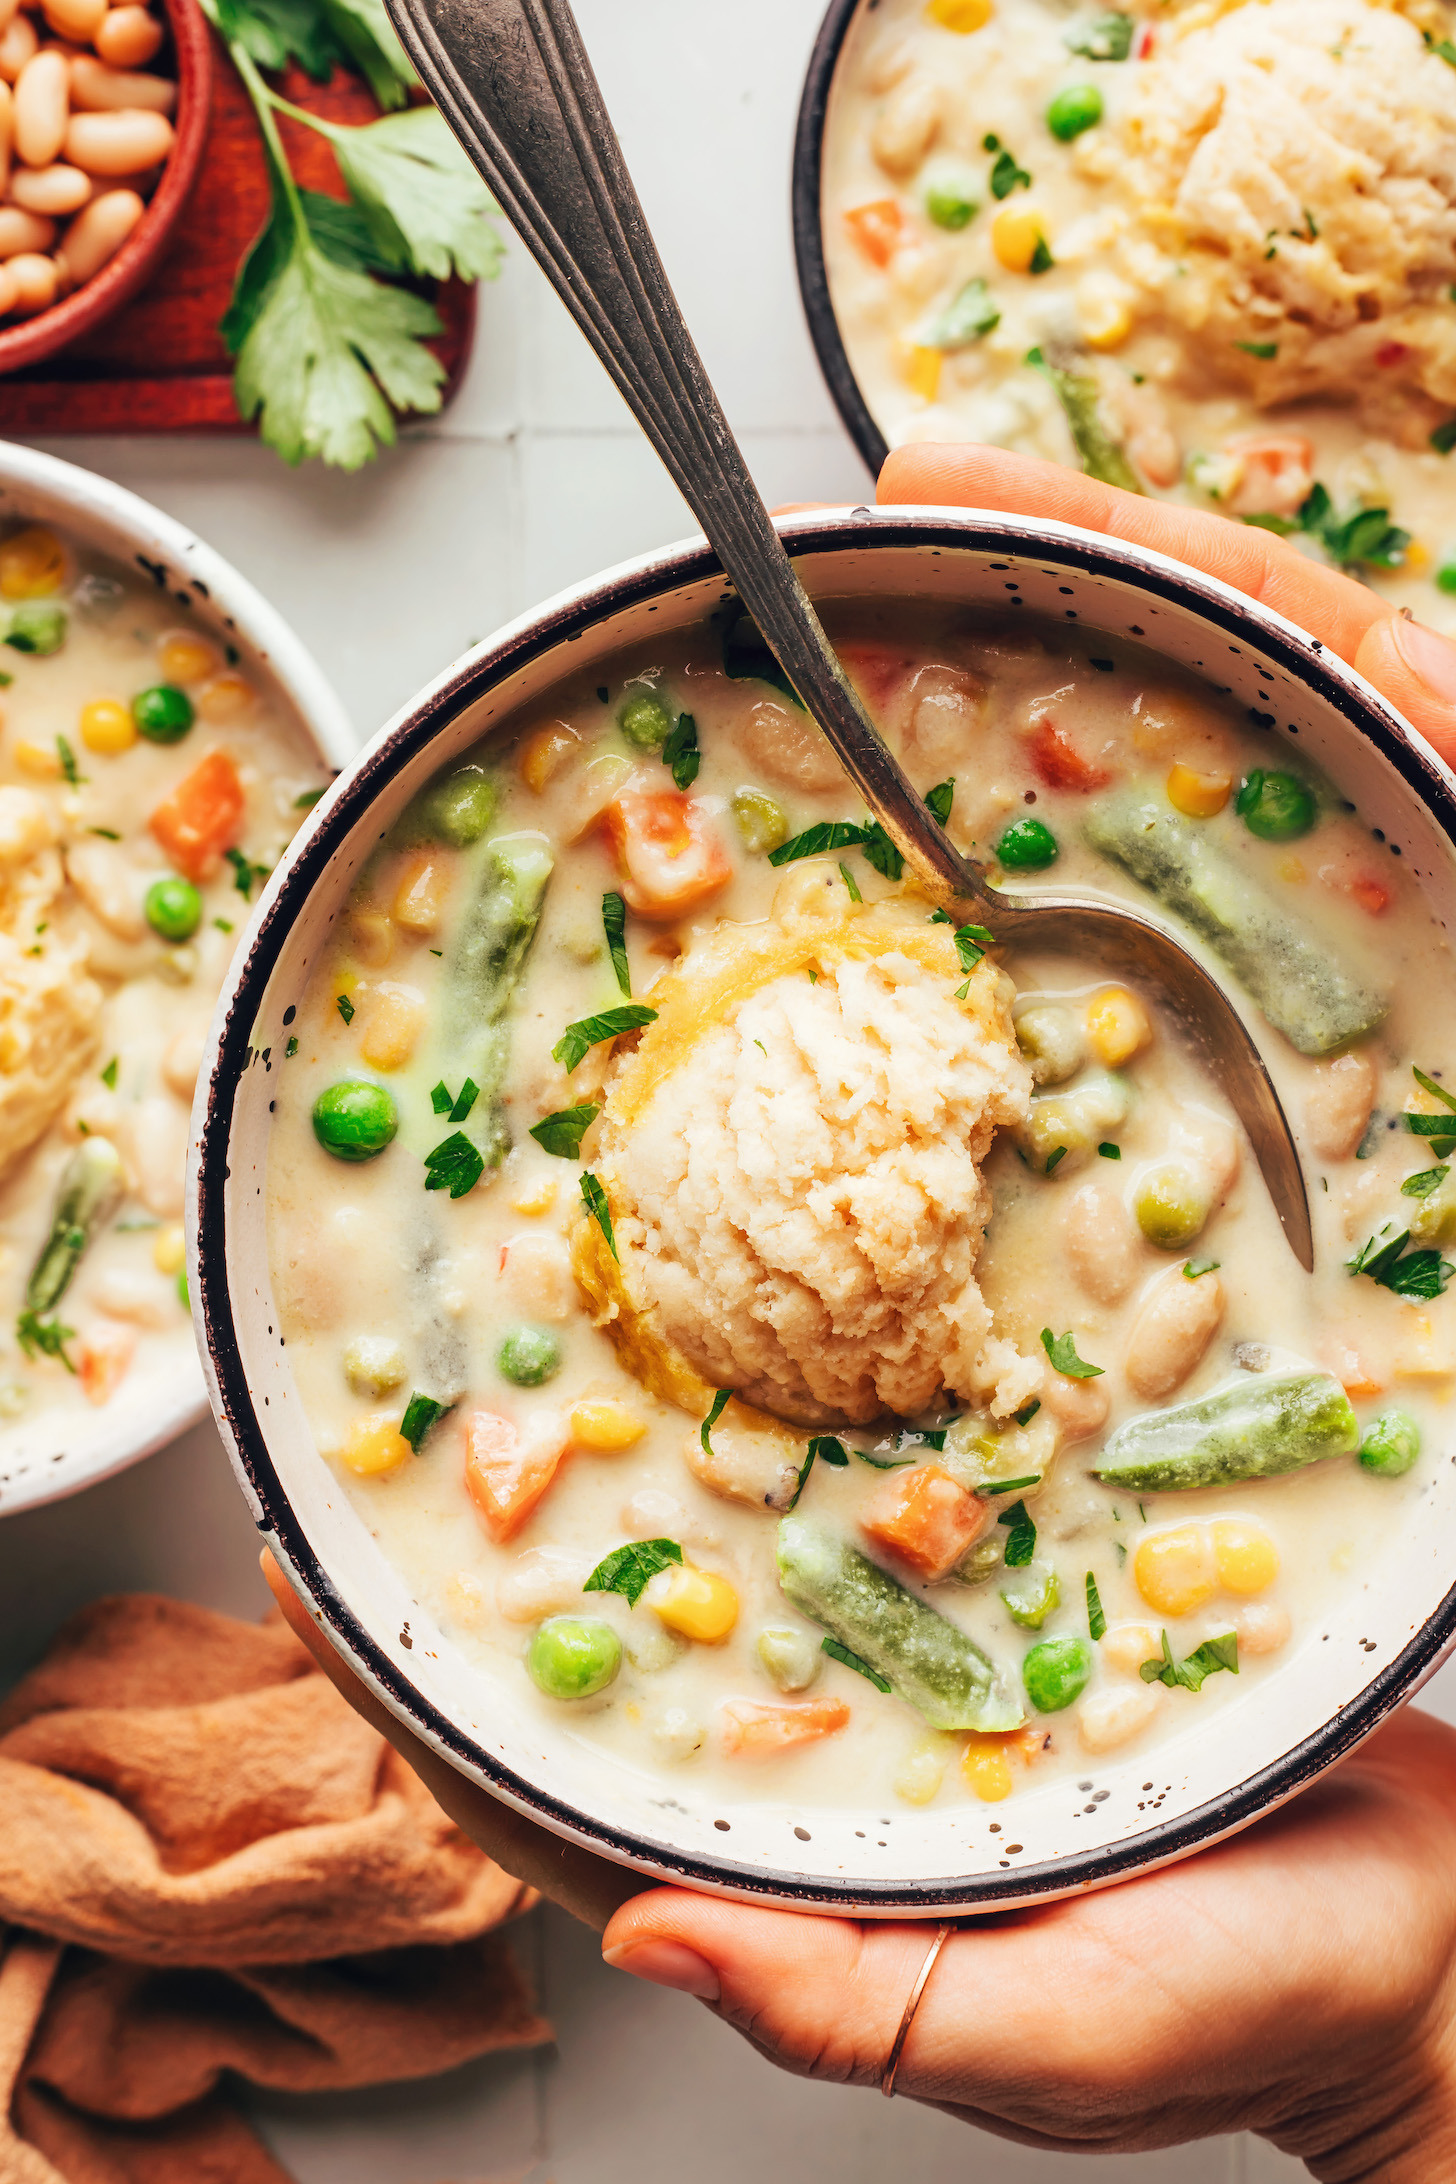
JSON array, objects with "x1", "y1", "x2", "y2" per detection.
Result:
[
  {"x1": 149, "y1": 750, "x2": 246, "y2": 882},
  {"x1": 843, "y1": 199, "x2": 904, "y2": 269},
  {"x1": 720, "y1": 1696, "x2": 851, "y2": 1757},
  {"x1": 599, "y1": 791, "x2": 732, "y2": 921},
  {"x1": 1225, "y1": 434, "x2": 1315, "y2": 519},
  {"x1": 463, "y1": 1409, "x2": 570, "y2": 1543},
  {"x1": 860, "y1": 1462, "x2": 990, "y2": 1583},
  {"x1": 837, "y1": 640, "x2": 917, "y2": 714},
  {"x1": 78, "y1": 1325, "x2": 134, "y2": 1407},
  {"x1": 1008, "y1": 1722, "x2": 1050, "y2": 1763},
  {"x1": 1030, "y1": 719, "x2": 1111, "y2": 792},
  {"x1": 1325, "y1": 1339, "x2": 1384, "y2": 1400},
  {"x1": 1348, "y1": 876, "x2": 1390, "y2": 917}
]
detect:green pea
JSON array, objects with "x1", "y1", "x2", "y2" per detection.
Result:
[
  {"x1": 312, "y1": 1079, "x2": 398, "y2": 1162},
  {"x1": 144, "y1": 876, "x2": 202, "y2": 942},
  {"x1": 419, "y1": 764, "x2": 497, "y2": 846},
  {"x1": 132, "y1": 684, "x2": 195, "y2": 744},
  {"x1": 996, "y1": 817, "x2": 1059, "y2": 869},
  {"x1": 1236, "y1": 769, "x2": 1315, "y2": 841},
  {"x1": 731, "y1": 785, "x2": 789, "y2": 854},
  {"x1": 618, "y1": 689, "x2": 673, "y2": 750},
  {"x1": 499, "y1": 1325, "x2": 561, "y2": 1386},
  {"x1": 1047, "y1": 83, "x2": 1103, "y2": 140},
  {"x1": 1133, "y1": 1159, "x2": 1210, "y2": 1249},
  {"x1": 1359, "y1": 1409, "x2": 1421, "y2": 1477},
  {"x1": 6, "y1": 602, "x2": 66, "y2": 655},
  {"x1": 952, "y1": 1536, "x2": 1004, "y2": 1586},
  {"x1": 925, "y1": 175, "x2": 979, "y2": 230},
  {"x1": 1001, "y1": 1561, "x2": 1060, "y2": 1630},
  {"x1": 1437, "y1": 564, "x2": 1456, "y2": 598},
  {"x1": 176, "y1": 1267, "x2": 189, "y2": 1308},
  {"x1": 528, "y1": 1616, "x2": 622, "y2": 1701},
  {"x1": 1022, "y1": 1634, "x2": 1092, "y2": 1713}
]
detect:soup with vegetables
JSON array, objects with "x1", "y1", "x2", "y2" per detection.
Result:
[
  {"x1": 822, "y1": 0, "x2": 1456, "y2": 626},
  {"x1": 0, "y1": 518, "x2": 324, "y2": 1472},
  {"x1": 267, "y1": 609, "x2": 1456, "y2": 1811}
]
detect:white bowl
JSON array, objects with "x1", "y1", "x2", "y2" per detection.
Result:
[
  {"x1": 194, "y1": 507, "x2": 1456, "y2": 1914},
  {"x1": 0, "y1": 442, "x2": 353, "y2": 1519}
]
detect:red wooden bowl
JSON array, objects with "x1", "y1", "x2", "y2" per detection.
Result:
[{"x1": 0, "y1": 0, "x2": 211, "y2": 376}]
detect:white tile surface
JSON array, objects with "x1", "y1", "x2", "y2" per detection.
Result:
[{"x1": 0, "y1": 0, "x2": 1447, "y2": 2176}]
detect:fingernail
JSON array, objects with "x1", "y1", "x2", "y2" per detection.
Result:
[
  {"x1": 601, "y1": 1939, "x2": 721, "y2": 2000},
  {"x1": 1393, "y1": 615, "x2": 1456, "y2": 704}
]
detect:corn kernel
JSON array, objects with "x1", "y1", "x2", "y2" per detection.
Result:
[
  {"x1": 519, "y1": 720, "x2": 582, "y2": 794},
  {"x1": 898, "y1": 342, "x2": 943, "y2": 401},
  {"x1": 341, "y1": 1413, "x2": 412, "y2": 1476},
  {"x1": 1211, "y1": 1519, "x2": 1279, "y2": 1595},
  {"x1": 1101, "y1": 1621, "x2": 1161, "y2": 1674},
  {"x1": 0, "y1": 525, "x2": 65, "y2": 599},
  {"x1": 392, "y1": 852, "x2": 450, "y2": 935},
  {"x1": 1085, "y1": 985, "x2": 1151, "y2": 1066},
  {"x1": 926, "y1": 0, "x2": 992, "y2": 28},
  {"x1": 1134, "y1": 1525, "x2": 1217, "y2": 1618},
  {"x1": 79, "y1": 698, "x2": 136, "y2": 755},
  {"x1": 1279, "y1": 857, "x2": 1307, "y2": 885},
  {"x1": 159, "y1": 632, "x2": 220, "y2": 686},
  {"x1": 961, "y1": 1732, "x2": 1013, "y2": 1801},
  {"x1": 152, "y1": 1222, "x2": 186, "y2": 1276},
  {"x1": 347, "y1": 909, "x2": 394, "y2": 969},
  {"x1": 1080, "y1": 294, "x2": 1132, "y2": 351},
  {"x1": 991, "y1": 204, "x2": 1047, "y2": 273},
  {"x1": 649, "y1": 1565, "x2": 739, "y2": 1644},
  {"x1": 359, "y1": 985, "x2": 426, "y2": 1071},
  {"x1": 1165, "y1": 762, "x2": 1232, "y2": 818},
  {"x1": 1405, "y1": 540, "x2": 1431, "y2": 574},
  {"x1": 198, "y1": 672, "x2": 256, "y2": 724},
  {"x1": 12, "y1": 740, "x2": 59, "y2": 779},
  {"x1": 894, "y1": 1739, "x2": 950, "y2": 1805},
  {"x1": 570, "y1": 1397, "x2": 646, "y2": 1452},
  {"x1": 510, "y1": 1176, "x2": 558, "y2": 1216}
]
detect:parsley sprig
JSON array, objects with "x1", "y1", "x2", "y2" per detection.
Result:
[
  {"x1": 1141, "y1": 1629, "x2": 1239, "y2": 1693},
  {"x1": 1241, "y1": 481, "x2": 1409, "y2": 572},
  {"x1": 584, "y1": 1537, "x2": 682, "y2": 1607},
  {"x1": 1347, "y1": 1226, "x2": 1454, "y2": 1300}
]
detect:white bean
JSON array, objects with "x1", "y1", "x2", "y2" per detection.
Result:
[
  {"x1": 500, "y1": 1229, "x2": 575, "y2": 1321},
  {"x1": 9, "y1": 158, "x2": 86, "y2": 211},
  {"x1": 1232, "y1": 1600, "x2": 1291, "y2": 1656},
  {"x1": 64, "y1": 835, "x2": 146, "y2": 938},
  {"x1": 94, "y1": 6, "x2": 163, "y2": 67},
  {"x1": 682, "y1": 1418, "x2": 800, "y2": 1511},
  {"x1": 0, "y1": 0, "x2": 20, "y2": 32},
  {"x1": 496, "y1": 1545, "x2": 588, "y2": 1624},
  {"x1": 161, "y1": 1020, "x2": 208, "y2": 1101},
  {"x1": 1125, "y1": 1266, "x2": 1225, "y2": 1401},
  {"x1": 64, "y1": 104, "x2": 170, "y2": 174},
  {"x1": 122, "y1": 1092, "x2": 188, "y2": 1216},
  {"x1": 1063, "y1": 1178, "x2": 1143, "y2": 1304},
  {"x1": 41, "y1": 0, "x2": 103, "y2": 42},
  {"x1": 0, "y1": 202, "x2": 53, "y2": 253},
  {"x1": 13, "y1": 46, "x2": 66, "y2": 164},
  {"x1": 1304, "y1": 1049, "x2": 1377, "y2": 1162},
  {"x1": 6, "y1": 246, "x2": 55, "y2": 309},
  {"x1": 1077, "y1": 1684, "x2": 1160, "y2": 1752},
  {"x1": 69, "y1": 53, "x2": 174, "y2": 112},
  {"x1": 55, "y1": 182, "x2": 139, "y2": 281},
  {"x1": 0, "y1": 784, "x2": 53, "y2": 859},
  {"x1": 1170, "y1": 1109, "x2": 1240, "y2": 1202},
  {"x1": 0, "y1": 17, "x2": 39, "y2": 87},
  {"x1": 732, "y1": 695, "x2": 841, "y2": 793},
  {"x1": 904, "y1": 664, "x2": 987, "y2": 771},
  {"x1": 1040, "y1": 1365, "x2": 1111, "y2": 1442},
  {"x1": 870, "y1": 74, "x2": 943, "y2": 177},
  {"x1": 88, "y1": 1265, "x2": 172, "y2": 1327}
]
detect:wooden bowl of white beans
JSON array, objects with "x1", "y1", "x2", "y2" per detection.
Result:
[{"x1": 0, "y1": 0, "x2": 208, "y2": 374}]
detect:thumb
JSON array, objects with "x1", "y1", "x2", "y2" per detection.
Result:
[{"x1": 1353, "y1": 610, "x2": 1456, "y2": 773}]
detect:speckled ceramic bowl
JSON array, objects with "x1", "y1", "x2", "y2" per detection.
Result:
[
  {"x1": 0, "y1": 441, "x2": 352, "y2": 1517},
  {"x1": 193, "y1": 506, "x2": 1456, "y2": 1913}
]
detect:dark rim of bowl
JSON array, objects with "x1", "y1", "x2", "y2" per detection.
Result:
[
  {"x1": 793, "y1": 0, "x2": 892, "y2": 480},
  {"x1": 200, "y1": 509, "x2": 1456, "y2": 1912}
]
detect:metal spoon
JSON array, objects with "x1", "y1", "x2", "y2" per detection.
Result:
[{"x1": 381, "y1": 0, "x2": 1312, "y2": 1270}]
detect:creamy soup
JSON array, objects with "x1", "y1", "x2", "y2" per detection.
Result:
[
  {"x1": 0, "y1": 520, "x2": 324, "y2": 1454},
  {"x1": 822, "y1": 0, "x2": 1456, "y2": 627},
  {"x1": 267, "y1": 612, "x2": 1456, "y2": 1811}
]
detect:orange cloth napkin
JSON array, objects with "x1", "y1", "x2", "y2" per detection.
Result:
[{"x1": 0, "y1": 1594, "x2": 548, "y2": 2184}]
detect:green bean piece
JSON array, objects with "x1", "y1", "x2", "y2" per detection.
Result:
[
  {"x1": 776, "y1": 1515, "x2": 1023, "y2": 1732},
  {"x1": 312, "y1": 1080, "x2": 398, "y2": 1163},
  {"x1": 145, "y1": 877, "x2": 202, "y2": 942},
  {"x1": 1000, "y1": 1561, "x2": 1060, "y2": 1630},
  {"x1": 756, "y1": 1625, "x2": 822, "y2": 1692},
  {"x1": 418, "y1": 764, "x2": 497, "y2": 847},
  {"x1": 1359, "y1": 1410, "x2": 1421, "y2": 1478},
  {"x1": 498, "y1": 1326, "x2": 561, "y2": 1387},
  {"x1": 527, "y1": 1617, "x2": 622, "y2": 1700},
  {"x1": 7, "y1": 603, "x2": 66, "y2": 656},
  {"x1": 996, "y1": 816, "x2": 1059, "y2": 869},
  {"x1": 1027, "y1": 348, "x2": 1141, "y2": 492},
  {"x1": 1022, "y1": 1635, "x2": 1092, "y2": 1713},
  {"x1": 430, "y1": 835, "x2": 553, "y2": 1168},
  {"x1": 1085, "y1": 791, "x2": 1387, "y2": 1054},
  {"x1": 618, "y1": 689, "x2": 673, "y2": 750},
  {"x1": 952, "y1": 1536, "x2": 1004, "y2": 1586},
  {"x1": 1236, "y1": 769, "x2": 1316, "y2": 842},
  {"x1": 925, "y1": 174, "x2": 980, "y2": 229},
  {"x1": 132, "y1": 683, "x2": 194, "y2": 742},
  {"x1": 1047, "y1": 84, "x2": 1103, "y2": 139},
  {"x1": 926, "y1": 276, "x2": 1000, "y2": 349},
  {"x1": 26, "y1": 1137, "x2": 123, "y2": 1312},
  {"x1": 1133, "y1": 1159, "x2": 1211, "y2": 1249},
  {"x1": 1094, "y1": 1371, "x2": 1359, "y2": 1491},
  {"x1": 731, "y1": 786, "x2": 789, "y2": 854}
]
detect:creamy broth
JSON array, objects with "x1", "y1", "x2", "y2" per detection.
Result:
[
  {"x1": 0, "y1": 520, "x2": 324, "y2": 1453},
  {"x1": 267, "y1": 611, "x2": 1456, "y2": 1812},
  {"x1": 822, "y1": 0, "x2": 1456, "y2": 628}
]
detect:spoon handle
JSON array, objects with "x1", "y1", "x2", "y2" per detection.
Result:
[{"x1": 383, "y1": 0, "x2": 996, "y2": 911}]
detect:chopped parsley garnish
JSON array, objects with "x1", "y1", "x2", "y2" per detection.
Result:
[
  {"x1": 998, "y1": 1499, "x2": 1037, "y2": 1567},
  {"x1": 1402, "y1": 1165, "x2": 1450, "y2": 1199},
  {"x1": 17, "y1": 1310, "x2": 76, "y2": 1370},
  {"x1": 1434, "y1": 34, "x2": 1456, "y2": 64},
  {"x1": 1252, "y1": 482, "x2": 1411, "y2": 571},
  {"x1": 661, "y1": 711, "x2": 700, "y2": 790},
  {"x1": 602, "y1": 890, "x2": 631, "y2": 996},
  {"x1": 214, "y1": 917, "x2": 234, "y2": 932},
  {"x1": 1098, "y1": 1141, "x2": 1121, "y2": 1159},
  {"x1": 700, "y1": 1387, "x2": 732, "y2": 1453},
  {"x1": 584, "y1": 1537, "x2": 682, "y2": 1607},
  {"x1": 100, "y1": 1056, "x2": 118, "y2": 1089},
  {"x1": 1013, "y1": 1398, "x2": 1041, "y2": 1426},
  {"x1": 1141, "y1": 1628, "x2": 1239, "y2": 1693},
  {"x1": 838, "y1": 860, "x2": 862, "y2": 902},
  {"x1": 89, "y1": 827, "x2": 120, "y2": 840},
  {"x1": 768, "y1": 819, "x2": 876, "y2": 868},
  {"x1": 1235, "y1": 340, "x2": 1278, "y2": 360},
  {"x1": 529, "y1": 1102, "x2": 600, "y2": 1158},
  {"x1": 55, "y1": 735, "x2": 82, "y2": 786},
  {"x1": 422, "y1": 1131, "x2": 484, "y2": 1199},
  {"x1": 1086, "y1": 1571, "x2": 1106, "y2": 1641},
  {"x1": 991, "y1": 1473, "x2": 1042, "y2": 1493},
  {"x1": 225, "y1": 846, "x2": 270, "y2": 897},
  {"x1": 335, "y1": 993, "x2": 355, "y2": 1025},
  {"x1": 285, "y1": 1036, "x2": 299, "y2": 1057},
  {"x1": 1064, "y1": 10, "x2": 1133, "y2": 59},
  {"x1": 430, "y1": 1077, "x2": 479, "y2": 1124},
  {"x1": 1029, "y1": 233, "x2": 1055, "y2": 275},
  {"x1": 1183, "y1": 1257, "x2": 1220, "y2": 1279},
  {"x1": 1347, "y1": 1227, "x2": 1454, "y2": 1300},
  {"x1": 790, "y1": 1431, "x2": 853, "y2": 1505},
  {"x1": 822, "y1": 1636, "x2": 891, "y2": 1692},
  {"x1": 553, "y1": 1004, "x2": 657, "y2": 1072},
  {"x1": 1431, "y1": 418, "x2": 1456, "y2": 456},
  {"x1": 925, "y1": 778, "x2": 955, "y2": 826},
  {"x1": 399, "y1": 1392, "x2": 452, "y2": 1451},
  {"x1": 580, "y1": 1170, "x2": 617, "y2": 1258},
  {"x1": 1045, "y1": 1146, "x2": 1068, "y2": 1176},
  {"x1": 988, "y1": 143, "x2": 1031, "y2": 198},
  {"x1": 1040, "y1": 1327, "x2": 1104, "y2": 1378},
  {"x1": 294, "y1": 787, "x2": 326, "y2": 808}
]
